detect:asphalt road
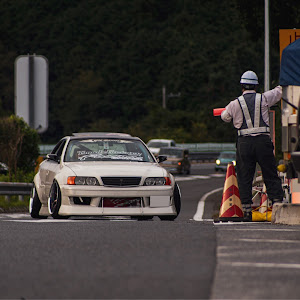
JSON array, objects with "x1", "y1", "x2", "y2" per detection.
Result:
[{"x1": 1, "y1": 164, "x2": 300, "y2": 299}]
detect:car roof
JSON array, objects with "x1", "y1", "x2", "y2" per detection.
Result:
[{"x1": 67, "y1": 132, "x2": 140, "y2": 141}]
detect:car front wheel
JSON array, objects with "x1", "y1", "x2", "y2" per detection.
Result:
[
  {"x1": 48, "y1": 181, "x2": 67, "y2": 219},
  {"x1": 159, "y1": 183, "x2": 181, "y2": 221}
]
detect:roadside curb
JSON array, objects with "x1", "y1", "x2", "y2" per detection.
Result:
[{"x1": 272, "y1": 203, "x2": 300, "y2": 225}]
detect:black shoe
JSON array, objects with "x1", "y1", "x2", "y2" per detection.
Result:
[{"x1": 243, "y1": 211, "x2": 252, "y2": 222}]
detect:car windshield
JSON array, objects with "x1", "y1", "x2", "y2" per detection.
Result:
[
  {"x1": 159, "y1": 148, "x2": 183, "y2": 158},
  {"x1": 64, "y1": 138, "x2": 155, "y2": 162},
  {"x1": 220, "y1": 152, "x2": 235, "y2": 159},
  {"x1": 148, "y1": 142, "x2": 169, "y2": 147}
]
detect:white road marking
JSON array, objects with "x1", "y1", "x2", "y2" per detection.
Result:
[
  {"x1": 210, "y1": 174, "x2": 226, "y2": 178},
  {"x1": 193, "y1": 187, "x2": 223, "y2": 221},
  {"x1": 237, "y1": 238, "x2": 300, "y2": 244},
  {"x1": 221, "y1": 261, "x2": 300, "y2": 269},
  {"x1": 218, "y1": 228, "x2": 300, "y2": 232},
  {"x1": 218, "y1": 247, "x2": 300, "y2": 257},
  {"x1": 4, "y1": 219, "x2": 136, "y2": 223},
  {"x1": 0, "y1": 213, "x2": 29, "y2": 219},
  {"x1": 5, "y1": 219, "x2": 79, "y2": 223},
  {"x1": 0, "y1": 215, "x2": 137, "y2": 223},
  {"x1": 214, "y1": 221, "x2": 270, "y2": 225}
]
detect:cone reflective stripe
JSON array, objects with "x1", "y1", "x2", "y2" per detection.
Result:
[{"x1": 219, "y1": 162, "x2": 244, "y2": 221}]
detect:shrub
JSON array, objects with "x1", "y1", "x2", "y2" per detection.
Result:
[{"x1": 0, "y1": 115, "x2": 40, "y2": 180}]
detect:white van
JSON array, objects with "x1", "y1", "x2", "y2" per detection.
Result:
[{"x1": 147, "y1": 139, "x2": 176, "y2": 156}]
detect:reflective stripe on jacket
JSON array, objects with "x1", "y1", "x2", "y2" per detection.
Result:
[{"x1": 237, "y1": 93, "x2": 270, "y2": 136}]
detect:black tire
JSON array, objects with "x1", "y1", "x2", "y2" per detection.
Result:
[
  {"x1": 48, "y1": 181, "x2": 67, "y2": 219},
  {"x1": 29, "y1": 184, "x2": 47, "y2": 219},
  {"x1": 159, "y1": 183, "x2": 181, "y2": 221}
]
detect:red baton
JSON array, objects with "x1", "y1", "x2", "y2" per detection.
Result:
[{"x1": 213, "y1": 108, "x2": 225, "y2": 116}]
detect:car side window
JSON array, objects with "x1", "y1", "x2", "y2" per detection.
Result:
[
  {"x1": 56, "y1": 140, "x2": 66, "y2": 158},
  {"x1": 51, "y1": 140, "x2": 66, "y2": 158}
]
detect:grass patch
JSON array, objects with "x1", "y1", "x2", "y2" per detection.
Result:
[{"x1": 0, "y1": 195, "x2": 29, "y2": 212}]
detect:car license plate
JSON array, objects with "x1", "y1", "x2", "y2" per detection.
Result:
[{"x1": 102, "y1": 197, "x2": 142, "y2": 207}]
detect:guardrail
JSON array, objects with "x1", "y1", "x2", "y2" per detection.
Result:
[
  {"x1": 189, "y1": 151, "x2": 220, "y2": 162},
  {"x1": 0, "y1": 182, "x2": 33, "y2": 201},
  {"x1": 177, "y1": 143, "x2": 235, "y2": 152}
]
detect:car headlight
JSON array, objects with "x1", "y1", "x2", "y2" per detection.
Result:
[
  {"x1": 144, "y1": 177, "x2": 171, "y2": 186},
  {"x1": 216, "y1": 159, "x2": 221, "y2": 165},
  {"x1": 67, "y1": 176, "x2": 99, "y2": 186}
]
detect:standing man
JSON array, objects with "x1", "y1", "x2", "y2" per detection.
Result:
[{"x1": 221, "y1": 70, "x2": 284, "y2": 221}]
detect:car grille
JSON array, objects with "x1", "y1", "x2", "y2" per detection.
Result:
[
  {"x1": 101, "y1": 177, "x2": 141, "y2": 186},
  {"x1": 102, "y1": 197, "x2": 142, "y2": 207}
]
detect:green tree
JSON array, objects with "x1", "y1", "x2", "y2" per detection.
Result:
[
  {"x1": 0, "y1": 116, "x2": 40, "y2": 180},
  {"x1": 0, "y1": 0, "x2": 297, "y2": 145}
]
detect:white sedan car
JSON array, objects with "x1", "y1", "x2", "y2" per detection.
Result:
[{"x1": 30, "y1": 132, "x2": 181, "y2": 220}]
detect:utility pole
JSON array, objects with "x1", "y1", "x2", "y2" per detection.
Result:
[
  {"x1": 264, "y1": 0, "x2": 270, "y2": 92},
  {"x1": 162, "y1": 85, "x2": 181, "y2": 109},
  {"x1": 162, "y1": 85, "x2": 166, "y2": 109}
]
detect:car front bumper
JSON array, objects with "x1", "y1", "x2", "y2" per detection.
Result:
[{"x1": 57, "y1": 185, "x2": 176, "y2": 216}]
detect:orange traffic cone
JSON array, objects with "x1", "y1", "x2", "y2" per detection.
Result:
[
  {"x1": 252, "y1": 184, "x2": 272, "y2": 222},
  {"x1": 219, "y1": 162, "x2": 244, "y2": 221},
  {"x1": 259, "y1": 184, "x2": 272, "y2": 213}
]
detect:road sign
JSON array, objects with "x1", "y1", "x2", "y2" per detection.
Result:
[
  {"x1": 15, "y1": 55, "x2": 48, "y2": 133},
  {"x1": 279, "y1": 29, "x2": 300, "y2": 60}
]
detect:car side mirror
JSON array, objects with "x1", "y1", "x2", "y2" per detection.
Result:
[
  {"x1": 47, "y1": 154, "x2": 60, "y2": 163},
  {"x1": 157, "y1": 155, "x2": 167, "y2": 163}
]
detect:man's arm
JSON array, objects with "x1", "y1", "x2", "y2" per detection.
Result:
[
  {"x1": 221, "y1": 108, "x2": 232, "y2": 123},
  {"x1": 263, "y1": 85, "x2": 282, "y2": 107}
]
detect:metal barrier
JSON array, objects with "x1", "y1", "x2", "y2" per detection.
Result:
[
  {"x1": 0, "y1": 182, "x2": 33, "y2": 201},
  {"x1": 189, "y1": 151, "x2": 220, "y2": 162},
  {"x1": 177, "y1": 143, "x2": 235, "y2": 152}
]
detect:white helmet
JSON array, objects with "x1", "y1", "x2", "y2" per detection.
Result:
[{"x1": 240, "y1": 70, "x2": 259, "y2": 85}]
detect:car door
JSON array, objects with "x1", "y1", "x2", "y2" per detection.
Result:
[{"x1": 37, "y1": 158, "x2": 52, "y2": 202}]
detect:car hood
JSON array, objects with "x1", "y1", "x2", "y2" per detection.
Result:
[{"x1": 64, "y1": 161, "x2": 168, "y2": 177}]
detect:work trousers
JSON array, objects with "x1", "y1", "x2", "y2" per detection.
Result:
[{"x1": 236, "y1": 135, "x2": 283, "y2": 205}]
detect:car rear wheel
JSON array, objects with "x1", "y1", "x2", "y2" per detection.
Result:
[
  {"x1": 159, "y1": 183, "x2": 181, "y2": 221},
  {"x1": 48, "y1": 181, "x2": 67, "y2": 219},
  {"x1": 29, "y1": 184, "x2": 47, "y2": 219}
]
